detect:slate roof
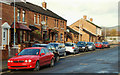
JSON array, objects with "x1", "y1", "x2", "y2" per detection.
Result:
[
  {"x1": 86, "y1": 20, "x2": 102, "y2": 29},
  {"x1": 67, "y1": 26, "x2": 81, "y2": 34},
  {"x1": 11, "y1": 2, "x2": 67, "y2": 21}
]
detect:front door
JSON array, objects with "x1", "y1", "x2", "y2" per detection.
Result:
[{"x1": 3, "y1": 28, "x2": 7, "y2": 45}]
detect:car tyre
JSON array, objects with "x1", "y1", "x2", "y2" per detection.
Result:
[
  {"x1": 34, "y1": 61, "x2": 40, "y2": 71},
  {"x1": 64, "y1": 52, "x2": 66, "y2": 56},
  {"x1": 56, "y1": 55, "x2": 60, "y2": 62},
  {"x1": 50, "y1": 59, "x2": 54, "y2": 67}
]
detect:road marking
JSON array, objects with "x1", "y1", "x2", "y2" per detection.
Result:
[
  {"x1": 96, "y1": 59, "x2": 104, "y2": 61},
  {"x1": 97, "y1": 71, "x2": 109, "y2": 73}
]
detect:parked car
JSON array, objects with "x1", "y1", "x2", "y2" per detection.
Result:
[
  {"x1": 87, "y1": 42, "x2": 96, "y2": 51},
  {"x1": 8, "y1": 47, "x2": 54, "y2": 71},
  {"x1": 95, "y1": 42, "x2": 104, "y2": 49},
  {"x1": 76, "y1": 41, "x2": 88, "y2": 52},
  {"x1": 49, "y1": 43, "x2": 66, "y2": 56},
  {"x1": 32, "y1": 44, "x2": 60, "y2": 62},
  {"x1": 102, "y1": 42, "x2": 110, "y2": 48},
  {"x1": 64, "y1": 42, "x2": 79, "y2": 54}
]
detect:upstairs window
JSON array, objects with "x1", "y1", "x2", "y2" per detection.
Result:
[
  {"x1": 46, "y1": 16, "x2": 48, "y2": 25},
  {"x1": 34, "y1": 14, "x2": 36, "y2": 24},
  {"x1": 17, "y1": 9, "x2": 20, "y2": 21},
  {"x1": 54, "y1": 19, "x2": 56, "y2": 27},
  {"x1": 37, "y1": 15, "x2": 39, "y2": 24},
  {"x1": 63, "y1": 21, "x2": 64, "y2": 28},
  {"x1": 57, "y1": 20, "x2": 58, "y2": 27},
  {"x1": 22, "y1": 10, "x2": 25, "y2": 22}
]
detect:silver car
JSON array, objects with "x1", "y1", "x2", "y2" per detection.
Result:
[
  {"x1": 65, "y1": 43, "x2": 79, "y2": 54},
  {"x1": 87, "y1": 42, "x2": 96, "y2": 51},
  {"x1": 49, "y1": 43, "x2": 66, "y2": 56}
]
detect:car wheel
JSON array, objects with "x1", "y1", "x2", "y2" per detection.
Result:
[
  {"x1": 50, "y1": 59, "x2": 54, "y2": 67},
  {"x1": 56, "y1": 55, "x2": 60, "y2": 62},
  {"x1": 64, "y1": 52, "x2": 66, "y2": 56},
  {"x1": 34, "y1": 61, "x2": 40, "y2": 71}
]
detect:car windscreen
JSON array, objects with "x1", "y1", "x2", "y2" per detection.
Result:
[
  {"x1": 18, "y1": 49, "x2": 40, "y2": 55},
  {"x1": 32, "y1": 45, "x2": 47, "y2": 48},
  {"x1": 65, "y1": 43, "x2": 73, "y2": 46},
  {"x1": 87, "y1": 42, "x2": 93, "y2": 45},
  {"x1": 102, "y1": 42, "x2": 108, "y2": 44},
  {"x1": 77, "y1": 42, "x2": 86, "y2": 45},
  {"x1": 49, "y1": 44, "x2": 58, "y2": 48},
  {"x1": 95, "y1": 42, "x2": 101, "y2": 44}
]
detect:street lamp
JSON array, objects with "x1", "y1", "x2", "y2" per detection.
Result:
[{"x1": 14, "y1": 0, "x2": 16, "y2": 47}]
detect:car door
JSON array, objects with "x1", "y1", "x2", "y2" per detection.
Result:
[
  {"x1": 44, "y1": 48, "x2": 51, "y2": 64},
  {"x1": 61, "y1": 43, "x2": 65, "y2": 54},
  {"x1": 39, "y1": 48, "x2": 47, "y2": 66}
]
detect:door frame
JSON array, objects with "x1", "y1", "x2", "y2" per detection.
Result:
[{"x1": 1, "y1": 22, "x2": 11, "y2": 49}]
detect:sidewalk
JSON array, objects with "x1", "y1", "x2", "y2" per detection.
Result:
[{"x1": 2, "y1": 59, "x2": 8, "y2": 72}]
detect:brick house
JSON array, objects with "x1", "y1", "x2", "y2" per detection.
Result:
[
  {"x1": 0, "y1": 1, "x2": 67, "y2": 59},
  {"x1": 69, "y1": 15, "x2": 102, "y2": 42},
  {"x1": 0, "y1": 1, "x2": 67, "y2": 47},
  {"x1": 66, "y1": 26, "x2": 81, "y2": 43}
]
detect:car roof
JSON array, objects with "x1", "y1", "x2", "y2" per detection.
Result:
[
  {"x1": 24, "y1": 47, "x2": 44, "y2": 49},
  {"x1": 65, "y1": 42, "x2": 75, "y2": 44}
]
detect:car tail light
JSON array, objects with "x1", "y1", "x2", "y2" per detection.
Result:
[{"x1": 72, "y1": 47, "x2": 75, "y2": 49}]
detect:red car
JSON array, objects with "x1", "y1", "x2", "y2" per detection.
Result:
[
  {"x1": 95, "y1": 42, "x2": 104, "y2": 49},
  {"x1": 102, "y1": 42, "x2": 110, "y2": 48},
  {"x1": 8, "y1": 47, "x2": 55, "y2": 71}
]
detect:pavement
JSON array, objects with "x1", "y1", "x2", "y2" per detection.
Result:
[{"x1": 1, "y1": 44, "x2": 119, "y2": 74}]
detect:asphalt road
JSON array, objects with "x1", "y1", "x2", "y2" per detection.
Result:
[{"x1": 2, "y1": 46, "x2": 119, "y2": 74}]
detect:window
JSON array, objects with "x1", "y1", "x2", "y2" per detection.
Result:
[
  {"x1": 22, "y1": 10, "x2": 25, "y2": 22},
  {"x1": 60, "y1": 21, "x2": 62, "y2": 27},
  {"x1": 113, "y1": 38, "x2": 116, "y2": 40},
  {"x1": 54, "y1": 19, "x2": 56, "y2": 27},
  {"x1": 44, "y1": 48, "x2": 49, "y2": 54},
  {"x1": 63, "y1": 21, "x2": 64, "y2": 28},
  {"x1": 37, "y1": 15, "x2": 39, "y2": 24},
  {"x1": 40, "y1": 49, "x2": 46, "y2": 54},
  {"x1": 17, "y1": 9, "x2": 20, "y2": 21},
  {"x1": 34, "y1": 14, "x2": 36, "y2": 24},
  {"x1": 20, "y1": 31, "x2": 23, "y2": 43},
  {"x1": 46, "y1": 16, "x2": 48, "y2": 25},
  {"x1": 55, "y1": 34, "x2": 58, "y2": 41},
  {"x1": 41, "y1": 15, "x2": 45, "y2": 21},
  {"x1": 60, "y1": 33, "x2": 63, "y2": 41},
  {"x1": 57, "y1": 20, "x2": 58, "y2": 27}
]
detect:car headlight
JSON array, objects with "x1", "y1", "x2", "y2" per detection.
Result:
[
  {"x1": 8, "y1": 60, "x2": 13, "y2": 63},
  {"x1": 25, "y1": 60, "x2": 28, "y2": 62},
  {"x1": 28, "y1": 60, "x2": 32, "y2": 62},
  {"x1": 8, "y1": 60, "x2": 10, "y2": 62}
]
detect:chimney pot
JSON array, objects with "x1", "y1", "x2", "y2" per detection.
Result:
[
  {"x1": 83, "y1": 15, "x2": 87, "y2": 20},
  {"x1": 90, "y1": 18, "x2": 93, "y2": 22},
  {"x1": 42, "y1": 2, "x2": 47, "y2": 9}
]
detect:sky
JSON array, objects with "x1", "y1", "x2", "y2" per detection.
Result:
[{"x1": 26, "y1": 0, "x2": 119, "y2": 27}]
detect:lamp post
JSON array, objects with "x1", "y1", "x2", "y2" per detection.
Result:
[{"x1": 14, "y1": 0, "x2": 16, "y2": 47}]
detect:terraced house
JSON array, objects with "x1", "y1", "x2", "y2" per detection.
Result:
[
  {"x1": 0, "y1": 1, "x2": 67, "y2": 49},
  {"x1": 69, "y1": 15, "x2": 102, "y2": 43}
]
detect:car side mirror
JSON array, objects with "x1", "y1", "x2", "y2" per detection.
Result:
[
  {"x1": 41, "y1": 53, "x2": 45, "y2": 56},
  {"x1": 15, "y1": 53, "x2": 18, "y2": 56}
]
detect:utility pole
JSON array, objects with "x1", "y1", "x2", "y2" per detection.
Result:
[{"x1": 14, "y1": 0, "x2": 16, "y2": 47}]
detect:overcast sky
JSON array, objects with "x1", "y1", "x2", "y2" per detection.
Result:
[{"x1": 26, "y1": 0, "x2": 119, "y2": 27}]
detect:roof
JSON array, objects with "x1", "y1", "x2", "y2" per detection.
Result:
[
  {"x1": 11, "y1": 2, "x2": 67, "y2": 21},
  {"x1": 67, "y1": 26, "x2": 82, "y2": 35},
  {"x1": 11, "y1": 22, "x2": 31, "y2": 31},
  {"x1": 86, "y1": 20, "x2": 102, "y2": 29},
  {"x1": 29, "y1": 25, "x2": 39, "y2": 30},
  {"x1": 83, "y1": 28, "x2": 96, "y2": 36}
]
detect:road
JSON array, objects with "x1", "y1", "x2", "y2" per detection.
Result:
[{"x1": 2, "y1": 46, "x2": 119, "y2": 74}]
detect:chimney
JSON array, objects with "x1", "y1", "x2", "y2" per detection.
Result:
[
  {"x1": 90, "y1": 18, "x2": 93, "y2": 22},
  {"x1": 83, "y1": 15, "x2": 87, "y2": 20},
  {"x1": 42, "y1": 1, "x2": 47, "y2": 9}
]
